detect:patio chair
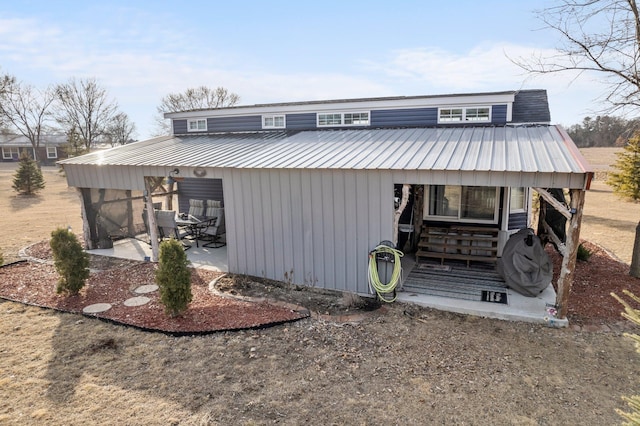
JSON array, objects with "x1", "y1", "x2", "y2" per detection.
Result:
[
  {"x1": 156, "y1": 210, "x2": 191, "y2": 250},
  {"x1": 188, "y1": 199, "x2": 205, "y2": 217},
  {"x1": 201, "y1": 207, "x2": 226, "y2": 248}
]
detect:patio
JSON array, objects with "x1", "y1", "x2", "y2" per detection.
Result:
[
  {"x1": 87, "y1": 237, "x2": 228, "y2": 272},
  {"x1": 88, "y1": 238, "x2": 564, "y2": 326}
]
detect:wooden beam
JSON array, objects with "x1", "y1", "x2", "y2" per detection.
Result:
[
  {"x1": 556, "y1": 189, "x2": 586, "y2": 318},
  {"x1": 145, "y1": 177, "x2": 160, "y2": 262},
  {"x1": 393, "y1": 184, "x2": 410, "y2": 247},
  {"x1": 533, "y1": 188, "x2": 572, "y2": 221},
  {"x1": 77, "y1": 188, "x2": 94, "y2": 250},
  {"x1": 166, "y1": 181, "x2": 175, "y2": 210},
  {"x1": 542, "y1": 220, "x2": 567, "y2": 257}
]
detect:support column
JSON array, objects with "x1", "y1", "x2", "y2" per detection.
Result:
[
  {"x1": 556, "y1": 189, "x2": 586, "y2": 318},
  {"x1": 145, "y1": 177, "x2": 160, "y2": 262}
]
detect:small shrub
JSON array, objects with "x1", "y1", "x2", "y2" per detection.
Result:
[
  {"x1": 577, "y1": 243, "x2": 592, "y2": 262},
  {"x1": 155, "y1": 239, "x2": 192, "y2": 317},
  {"x1": 50, "y1": 227, "x2": 90, "y2": 295}
]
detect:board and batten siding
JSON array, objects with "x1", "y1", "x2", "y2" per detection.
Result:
[
  {"x1": 223, "y1": 168, "x2": 393, "y2": 294},
  {"x1": 285, "y1": 113, "x2": 317, "y2": 130},
  {"x1": 371, "y1": 108, "x2": 437, "y2": 127},
  {"x1": 177, "y1": 178, "x2": 224, "y2": 213}
]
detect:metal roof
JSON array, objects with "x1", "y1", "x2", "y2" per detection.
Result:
[{"x1": 59, "y1": 125, "x2": 591, "y2": 175}]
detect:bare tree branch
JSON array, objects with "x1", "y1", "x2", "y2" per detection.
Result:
[
  {"x1": 54, "y1": 78, "x2": 118, "y2": 150},
  {"x1": 514, "y1": 0, "x2": 640, "y2": 114},
  {"x1": 0, "y1": 78, "x2": 55, "y2": 162},
  {"x1": 104, "y1": 112, "x2": 136, "y2": 146},
  {"x1": 152, "y1": 86, "x2": 240, "y2": 136}
]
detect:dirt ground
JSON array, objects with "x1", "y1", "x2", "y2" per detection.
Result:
[{"x1": 1, "y1": 159, "x2": 640, "y2": 425}]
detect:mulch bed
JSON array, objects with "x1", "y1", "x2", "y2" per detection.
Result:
[{"x1": 0, "y1": 247, "x2": 309, "y2": 335}]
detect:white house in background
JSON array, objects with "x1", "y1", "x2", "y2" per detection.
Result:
[{"x1": 58, "y1": 90, "x2": 592, "y2": 316}]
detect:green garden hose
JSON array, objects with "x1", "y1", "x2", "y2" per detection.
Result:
[{"x1": 368, "y1": 244, "x2": 404, "y2": 302}]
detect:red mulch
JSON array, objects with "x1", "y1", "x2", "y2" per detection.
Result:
[
  {"x1": 548, "y1": 240, "x2": 640, "y2": 326},
  {"x1": 0, "y1": 244, "x2": 308, "y2": 334}
]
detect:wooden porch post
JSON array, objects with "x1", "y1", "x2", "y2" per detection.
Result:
[
  {"x1": 77, "y1": 188, "x2": 94, "y2": 249},
  {"x1": 144, "y1": 177, "x2": 160, "y2": 262},
  {"x1": 556, "y1": 189, "x2": 586, "y2": 318}
]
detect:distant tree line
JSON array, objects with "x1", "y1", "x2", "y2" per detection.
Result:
[{"x1": 566, "y1": 116, "x2": 640, "y2": 148}]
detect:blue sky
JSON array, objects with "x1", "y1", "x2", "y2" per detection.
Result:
[{"x1": 0, "y1": 0, "x2": 612, "y2": 139}]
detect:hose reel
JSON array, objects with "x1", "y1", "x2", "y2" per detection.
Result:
[{"x1": 368, "y1": 241, "x2": 404, "y2": 302}]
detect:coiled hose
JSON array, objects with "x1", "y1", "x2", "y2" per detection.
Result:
[{"x1": 368, "y1": 244, "x2": 404, "y2": 302}]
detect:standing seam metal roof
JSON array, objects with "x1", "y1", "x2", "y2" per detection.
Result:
[{"x1": 58, "y1": 126, "x2": 591, "y2": 174}]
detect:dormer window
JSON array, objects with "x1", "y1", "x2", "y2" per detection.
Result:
[
  {"x1": 263, "y1": 115, "x2": 286, "y2": 129},
  {"x1": 188, "y1": 119, "x2": 207, "y2": 132},
  {"x1": 317, "y1": 111, "x2": 370, "y2": 127},
  {"x1": 438, "y1": 106, "x2": 491, "y2": 123}
]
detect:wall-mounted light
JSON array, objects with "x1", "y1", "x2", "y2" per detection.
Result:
[{"x1": 167, "y1": 168, "x2": 181, "y2": 184}]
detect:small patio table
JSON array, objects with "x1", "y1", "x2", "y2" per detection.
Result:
[{"x1": 176, "y1": 215, "x2": 210, "y2": 247}]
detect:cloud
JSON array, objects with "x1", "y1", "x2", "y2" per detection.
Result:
[{"x1": 0, "y1": 14, "x2": 614, "y2": 136}]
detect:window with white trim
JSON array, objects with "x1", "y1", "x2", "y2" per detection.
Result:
[
  {"x1": 262, "y1": 115, "x2": 286, "y2": 129},
  {"x1": 317, "y1": 111, "x2": 369, "y2": 127},
  {"x1": 2, "y1": 147, "x2": 19, "y2": 160},
  {"x1": 509, "y1": 187, "x2": 527, "y2": 213},
  {"x1": 438, "y1": 106, "x2": 491, "y2": 123},
  {"x1": 425, "y1": 185, "x2": 499, "y2": 223},
  {"x1": 187, "y1": 119, "x2": 207, "y2": 132},
  {"x1": 47, "y1": 146, "x2": 58, "y2": 159}
]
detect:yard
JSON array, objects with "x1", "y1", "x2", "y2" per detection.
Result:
[{"x1": 1, "y1": 153, "x2": 640, "y2": 425}]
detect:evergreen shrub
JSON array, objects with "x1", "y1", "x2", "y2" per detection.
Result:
[
  {"x1": 12, "y1": 151, "x2": 45, "y2": 195},
  {"x1": 155, "y1": 239, "x2": 192, "y2": 317},
  {"x1": 50, "y1": 227, "x2": 90, "y2": 295}
]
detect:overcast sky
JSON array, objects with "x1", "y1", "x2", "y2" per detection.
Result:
[{"x1": 0, "y1": 0, "x2": 615, "y2": 139}]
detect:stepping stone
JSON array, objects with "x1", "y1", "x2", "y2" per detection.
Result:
[
  {"x1": 124, "y1": 296, "x2": 151, "y2": 307},
  {"x1": 134, "y1": 284, "x2": 159, "y2": 294},
  {"x1": 83, "y1": 303, "x2": 112, "y2": 314}
]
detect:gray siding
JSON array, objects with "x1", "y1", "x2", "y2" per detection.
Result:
[
  {"x1": 371, "y1": 108, "x2": 437, "y2": 127},
  {"x1": 224, "y1": 169, "x2": 393, "y2": 294},
  {"x1": 512, "y1": 90, "x2": 550, "y2": 123},
  {"x1": 177, "y1": 178, "x2": 224, "y2": 213},
  {"x1": 286, "y1": 113, "x2": 317, "y2": 130},
  {"x1": 174, "y1": 104, "x2": 511, "y2": 134},
  {"x1": 491, "y1": 104, "x2": 508, "y2": 124},
  {"x1": 508, "y1": 212, "x2": 528, "y2": 230},
  {"x1": 209, "y1": 116, "x2": 262, "y2": 132},
  {"x1": 173, "y1": 119, "x2": 187, "y2": 134},
  {"x1": 173, "y1": 117, "x2": 262, "y2": 133}
]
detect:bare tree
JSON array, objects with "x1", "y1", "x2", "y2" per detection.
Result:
[
  {"x1": 0, "y1": 78, "x2": 55, "y2": 162},
  {"x1": 516, "y1": 0, "x2": 640, "y2": 114},
  {"x1": 0, "y1": 72, "x2": 17, "y2": 132},
  {"x1": 104, "y1": 112, "x2": 136, "y2": 147},
  {"x1": 54, "y1": 78, "x2": 117, "y2": 150},
  {"x1": 517, "y1": 0, "x2": 640, "y2": 277},
  {"x1": 153, "y1": 86, "x2": 240, "y2": 135}
]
